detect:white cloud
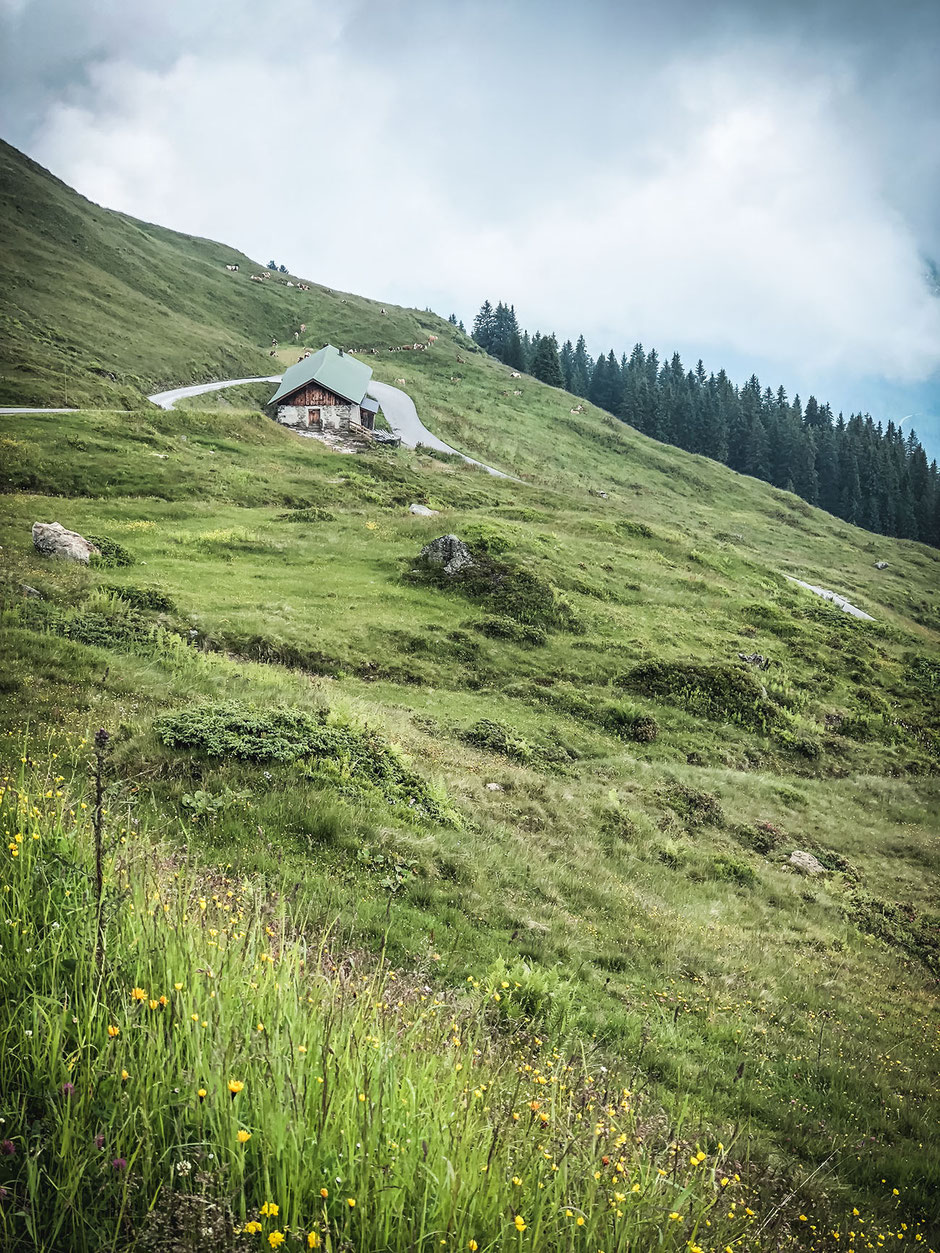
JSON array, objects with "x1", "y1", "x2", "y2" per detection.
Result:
[{"x1": 22, "y1": 4, "x2": 940, "y2": 393}]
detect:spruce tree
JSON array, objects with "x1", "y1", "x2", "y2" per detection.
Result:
[{"x1": 530, "y1": 333, "x2": 564, "y2": 387}]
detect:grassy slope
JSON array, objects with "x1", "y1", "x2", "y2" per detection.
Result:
[{"x1": 1, "y1": 141, "x2": 939, "y2": 1248}]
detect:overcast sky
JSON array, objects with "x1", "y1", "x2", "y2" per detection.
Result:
[{"x1": 2, "y1": 0, "x2": 939, "y2": 449}]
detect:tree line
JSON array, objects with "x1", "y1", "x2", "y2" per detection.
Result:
[{"x1": 466, "y1": 299, "x2": 940, "y2": 548}]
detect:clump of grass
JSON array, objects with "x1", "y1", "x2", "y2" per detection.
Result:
[
  {"x1": 619, "y1": 660, "x2": 782, "y2": 733},
  {"x1": 87, "y1": 535, "x2": 135, "y2": 567},
  {"x1": 2, "y1": 760, "x2": 845, "y2": 1253},
  {"x1": 659, "y1": 781, "x2": 724, "y2": 827},
  {"x1": 110, "y1": 583, "x2": 177, "y2": 613},
  {"x1": 473, "y1": 615, "x2": 547, "y2": 647},
  {"x1": 275, "y1": 506, "x2": 336, "y2": 523},
  {"x1": 462, "y1": 718, "x2": 534, "y2": 763},
  {"x1": 407, "y1": 548, "x2": 583, "y2": 633},
  {"x1": 154, "y1": 700, "x2": 454, "y2": 822}
]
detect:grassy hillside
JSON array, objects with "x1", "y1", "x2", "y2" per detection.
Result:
[{"x1": 1, "y1": 141, "x2": 939, "y2": 1252}]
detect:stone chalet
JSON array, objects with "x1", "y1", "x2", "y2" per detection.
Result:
[{"x1": 268, "y1": 344, "x2": 379, "y2": 433}]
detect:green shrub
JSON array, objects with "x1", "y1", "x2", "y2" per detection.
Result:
[
  {"x1": 619, "y1": 660, "x2": 781, "y2": 733},
  {"x1": 660, "y1": 782, "x2": 723, "y2": 827},
  {"x1": 276, "y1": 506, "x2": 336, "y2": 522},
  {"x1": 155, "y1": 701, "x2": 453, "y2": 822},
  {"x1": 462, "y1": 718, "x2": 533, "y2": 763},
  {"x1": 734, "y1": 822, "x2": 782, "y2": 855},
  {"x1": 474, "y1": 616, "x2": 547, "y2": 647},
  {"x1": 408, "y1": 551, "x2": 582, "y2": 633},
  {"x1": 462, "y1": 521, "x2": 514, "y2": 555},
  {"x1": 87, "y1": 535, "x2": 135, "y2": 567},
  {"x1": 845, "y1": 890, "x2": 940, "y2": 976},
  {"x1": 111, "y1": 583, "x2": 177, "y2": 613},
  {"x1": 710, "y1": 855, "x2": 757, "y2": 886}
]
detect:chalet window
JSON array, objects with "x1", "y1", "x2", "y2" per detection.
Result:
[{"x1": 307, "y1": 408, "x2": 321, "y2": 427}]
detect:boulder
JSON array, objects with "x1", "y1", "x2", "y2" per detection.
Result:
[
  {"x1": 874, "y1": 561, "x2": 889, "y2": 570},
  {"x1": 788, "y1": 850, "x2": 826, "y2": 876},
  {"x1": 485, "y1": 782, "x2": 503, "y2": 792},
  {"x1": 18, "y1": 583, "x2": 42, "y2": 598},
  {"x1": 31, "y1": 522, "x2": 100, "y2": 564},
  {"x1": 419, "y1": 534, "x2": 474, "y2": 576},
  {"x1": 409, "y1": 503, "x2": 439, "y2": 517},
  {"x1": 738, "y1": 652, "x2": 769, "y2": 669}
]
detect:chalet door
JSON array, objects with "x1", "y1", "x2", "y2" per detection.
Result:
[{"x1": 307, "y1": 408, "x2": 321, "y2": 427}]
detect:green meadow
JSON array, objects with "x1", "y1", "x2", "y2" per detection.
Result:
[{"x1": 0, "y1": 139, "x2": 938, "y2": 1252}]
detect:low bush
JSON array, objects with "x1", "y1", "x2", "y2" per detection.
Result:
[
  {"x1": 276, "y1": 505, "x2": 336, "y2": 522},
  {"x1": 408, "y1": 550, "x2": 582, "y2": 633},
  {"x1": 87, "y1": 534, "x2": 135, "y2": 567},
  {"x1": 462, "y1": 718, "x2": 534, "y2": 763},
  {"x1": 659, "y1": 782, "x2": 723, "y2": 827},
  {"x1": 619, "y1": 660, "x2": 782, "y2": 733},
  {"x1": 155, "y1": 701, "x2": 453, "y2": 822},
  {"x1": 110, "y1": 583, "x2": 177, "y2": 613},
  {"x1": 474, "y1": 616, "x2": 547, "y2": 647},
  {"x1": 710, "y1": 855, "x2": 757, "y2": 885}
]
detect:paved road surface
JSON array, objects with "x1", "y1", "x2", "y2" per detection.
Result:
[
  {"x1": 366, "y1": 380, "x2": 516, "y2": 479},
  {"x1": 148, "y1": 376, "x2": 282, "y2": 409},
  {"x1": 4, "y1": 376, "x2": 517, "y2": 479}
]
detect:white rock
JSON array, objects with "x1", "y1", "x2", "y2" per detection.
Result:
[
  {"x1": 788, "y1": 850, "x2": 826, "y2": 875},
  {"x1": 31, "y1": 522, "x2": 100, "y2": 564},
  {"x1": 485, "y1": 782, "x2": 503, "y2": 792},
  {"x1": 409, "y1": 503, "x2": 439, "y2": 516}
]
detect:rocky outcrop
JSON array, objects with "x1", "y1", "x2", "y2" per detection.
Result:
[
  {"x1": 788, "y1": 850, "x2": 826, "y2": 875},
  {"x1": 409, "y1": 503, "x2": 439, "y2": 517},
  {"x1": 31, "y1": 522, "x2": 100, "y2": 564},
  {"x1": 419, "y1": 534, "x2": 474, "y2": 576}
]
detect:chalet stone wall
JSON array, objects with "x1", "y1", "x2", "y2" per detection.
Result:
[{"x1": 276, "y1": 402, "x2": 358, "y2": 430}]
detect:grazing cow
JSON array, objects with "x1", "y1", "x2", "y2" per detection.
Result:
[
  {"x1": 225, "y1": 264, "x2": 239, "y2": 271},
  {"x1": 395, "y1": 378, "x2": 406, "y2": 384},
  {"x1": 250, "y1": 274, "x2": 264, "y2": 282},
  {"x1": 427, "y1": 334, "x2": 438, "y2": 343},
  {"x1": 270, "y1": 350, "x2": 277, "y2": 357},
  {"x1": 271, "y1": 338, "x2": 278, "y2": 347},
  {"x1": 286, "y1": 280, "x2": 295, "y2": 287},
  {"x1": 513, "y1": 389, "x2": 522, "y2": 395},
  {"x1": 456, "y1": 355, "x2": 465, "y2": 363},
  {"x1": 380, "y1": 308, "x2": 387, "y2": 315},
  {"x1": 510, "y1": 371, "x2": 521, "y2": 378},
  {"x1": 262, "y1": 271, "x2": 271, "y2": 278},
  {"x1": 293, "y1": 331, "x2": 299, "y2": 340},
  {"x1": 300, "y1": 323, "x2": 306, "y2": 332}
]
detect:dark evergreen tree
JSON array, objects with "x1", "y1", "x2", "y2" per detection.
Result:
[
  {"x1": 530, "y1": 333, "x2": 564, "y2": 387},
  {"x1": 570, "y1": 335, "x2": 592, "y2": 397}
]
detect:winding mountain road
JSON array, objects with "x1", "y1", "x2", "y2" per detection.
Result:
[
  {"x1": 148, "y1": 376, "x2": 282, "y2": 409},
  {"x1": 365, "y1": 381, "x2": 517, "y2": 479},
  {"x1": 2, "y1": 375, "x2": 515, "y2": 478},
  {"x1": 148, "y1": 375, "x2": 516, "y2": 479}
]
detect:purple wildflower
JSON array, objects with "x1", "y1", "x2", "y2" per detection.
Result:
[
  {"x1": 61, "y1": 1081, "x2": 75, "y2": 1098},
  {"x1": 111, "y1": 1157, "x2": 127, "y2": 1171},
  {"x1": 0, "y1": 1139, "x2": 15, "y2": 1156}
]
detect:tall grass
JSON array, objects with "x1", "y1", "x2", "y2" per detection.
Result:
[{"x1": 0, "y1": 755, "x2": 902, "y2": 1253}]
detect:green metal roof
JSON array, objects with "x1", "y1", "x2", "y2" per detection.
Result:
[{"x1": 268, "y1": 344, "x2": 373, "y2": 407}]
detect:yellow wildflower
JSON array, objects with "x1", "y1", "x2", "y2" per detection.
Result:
[
  {"x1": 514, "y1": 1215, "x2": 527, "y2": 1232},
  {"x1": 107, "y1": 1025, "x2": 120, "y2": 1038},
  {"x1": 268, "y1": 1234, "x2": 285, "y2": 1249},
  {"x1": 244, "y1": 1220, "x2": 262, "y2": 1233},
  {"x1": 308, "y1": 1235, "x2": 321, "y2": 1249},
  {"x1": 228, "y1": 1079, "x2": 244, "y2": 1098},
  {"x1": 260, "y1": 1202, "x2": 278, "y2": 1217},
  {"x1": 131, "y1": 987, "x2": 146, "y2": 1001},
  {"x1": 237, "y1": 1130, "x2": 251, "y2": 1143}
]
